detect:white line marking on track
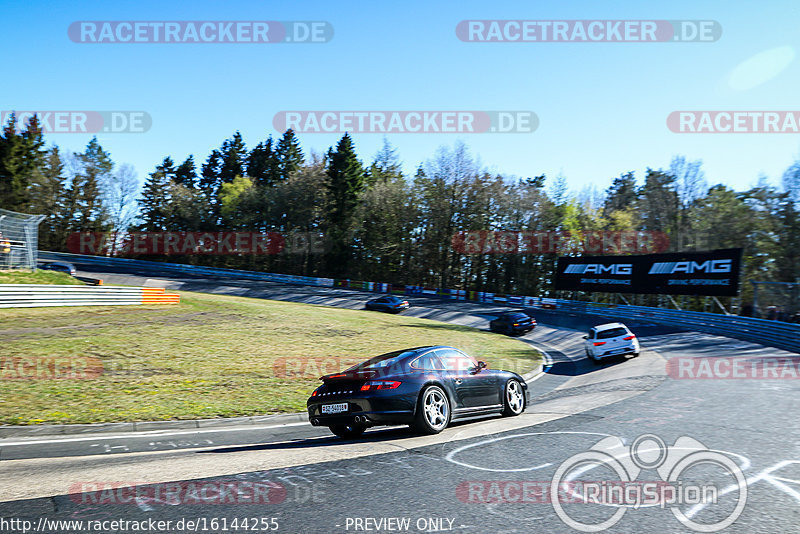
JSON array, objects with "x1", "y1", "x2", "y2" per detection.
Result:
[
  {"x1": 0, "y1": 422, "x2": 309, "y2": 447},
  {"x1": 445, "y1": 431, "x2": 613, "y2": 472}
]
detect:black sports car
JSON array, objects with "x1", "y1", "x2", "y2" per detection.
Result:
[
  {"x1": 38, "y1": 261, "x2": 77, "y2": 276},
  {"x1": 307, "y1": 345, "x2": 528, "y2": 438},
  {"x1": 365, "y1": 295, "x2": 410, "y2": 313},
  {"x1": 489, "y1": 311, "x2": 536, "y2": 336}
]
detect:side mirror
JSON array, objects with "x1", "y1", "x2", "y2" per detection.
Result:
[
  {"x1": 582, "y1": 335, "x2": 588, "y2": 340},
  {"x1": 474, "y1": 361, "x2": 487, "y2": 372}
]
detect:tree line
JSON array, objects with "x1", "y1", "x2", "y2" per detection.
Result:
[{"x1": 1, "y1": 112, "x2": 798, "y2": 312}]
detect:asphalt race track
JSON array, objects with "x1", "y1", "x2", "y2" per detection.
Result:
[{"x1": 2, "y1": 259, "x2": 799, "y2": 533}]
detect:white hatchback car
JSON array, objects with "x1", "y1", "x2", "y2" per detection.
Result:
[{"x1": 583, "y1": 322, "x2": 640, "y2": 364}]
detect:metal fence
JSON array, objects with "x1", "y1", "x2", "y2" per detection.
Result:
[{"x1": 0, "y1": 208, "x2": 45, "y2": 270}]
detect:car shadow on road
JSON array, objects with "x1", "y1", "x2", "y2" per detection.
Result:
[{"x1": 195, "y1": 415, "x2": 512, "y2": 455}]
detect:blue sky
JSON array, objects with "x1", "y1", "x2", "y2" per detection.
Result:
[{"x1": 3, "y1": 0, "x2": 800, "y2": 194}]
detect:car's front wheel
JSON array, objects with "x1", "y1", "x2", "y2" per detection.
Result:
[
  {"x1": 412, "y1": 385, "x2": 450, "y2": 434},
  {"x1": 329, "y1": 423, "x2": 366, "y2": 439},
  {"x1": 502, "y1": 379, "x2": 526, "y2": 416}
]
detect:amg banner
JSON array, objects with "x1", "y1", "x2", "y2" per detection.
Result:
[{"x1": 555, "y1": 248, "x2": 743, "y2": 296}]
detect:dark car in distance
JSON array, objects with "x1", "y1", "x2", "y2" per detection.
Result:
[
  {"x1": 307, "y1": 346, "x2": 527, "y2": 438},
  {"x1": 489, "y1": 311, "x2": 536, "y2": 336},
  {"x1": 39, "y1": 261, "x2": 77, "y2": 276},
  {"x1": 365, "y1": 295, "x2": 410, "y2": 313}
]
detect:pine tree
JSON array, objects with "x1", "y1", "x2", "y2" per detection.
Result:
[
  {"x1": 35, "y1": 147, "x2": 67, "y2": 249},
  {"x1": 219, "y1": 132, "x2": 247, "y2": 184},
  {"x1": 324, "y1": 133, "x2": 365, "y2": 275},
  {"x1": 174, "y1": 155, "x2": 198, "y2": 188},
  {"x1": 0, "y1": 113, "x2": 47, "y2": 211},
  {"x1": 365, "y1": 138, "x2": 402, "y2": 185},
  {"x1": 76, "y1": 137, "x2": 113, "y2": 231},
  {"x1": 276, "y1": 129, "x2": 304, "y2": 181},
  {"x1": 138, "y1": 157, "x2": 175, "y2": 231},
  {"x1": 603, "y1": 172, "x2": 638, "y2": 215},
  {"x1": 325, "y1": 133, "x2": 365, "y2": 229},
  {"x1": 247, "y1": 137, "x2": 281, "y2": 187}
]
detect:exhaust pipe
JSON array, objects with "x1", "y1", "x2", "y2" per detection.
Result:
[
  {"x1": 311, "y1": 418, "x2": 320, "y2": 426},
  {"x1": 354, "y1": 416, "x2": 363, "y2": 423}
]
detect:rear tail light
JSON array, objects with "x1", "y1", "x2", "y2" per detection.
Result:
[
  {"x1": 360, "y1": 381, "x2": 401, "y2": 391},
  {"x1": 623, "y1": 335, "x2": 636, "y2": 340},
  {"x1": 593, "y1": 341, "x2": 606, "y2": 346},
  {"x1": 513, "y1": 323, "x2": 519, "y2": 326},
  {"x1": 311, "y1": 389, "x2": 318, "y2": 397},
  {"x1": 326, "y1": 373, "x2": 347, "y2": 379}
]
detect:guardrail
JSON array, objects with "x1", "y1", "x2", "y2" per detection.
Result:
[
  {"x1": 36, "y1": 251, "x2": 799, "y2": 353},
  {"x1": 538, "y1": 300, "x2": 799, "y2": 354},
  {"x1": 39, "y1": 251, "x2": 334, "y2": 287},
  {"x1": 0, "y1": 285, "x2": 180, "y2": 308}
]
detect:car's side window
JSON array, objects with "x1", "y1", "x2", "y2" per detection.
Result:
[
  {"x1": 410, "y1": 352, "x2": 445, "y2": 371},
  {"x1": 588, "y1": 330, "x2": 595, "y2": 339},
  {"x1": 435, "y1": 349, "x2": 477, "y2": 373}
]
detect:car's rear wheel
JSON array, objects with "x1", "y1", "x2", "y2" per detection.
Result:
[
  {"x1": 412, "y1": 385, "x2": 450, "y2": 434},
  {"x1": 329, "y1": 423, "x2": 366, "y2": 439},
  {"x1": 505, "y1": 325, "x2": 514, "y2": 336},
  {"x1": 502, "y1": 379, "x2": 526, "y2": 416}
]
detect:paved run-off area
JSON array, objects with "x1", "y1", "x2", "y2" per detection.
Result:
[{"x1": 1, "y1": 263, "x2": 798, "y2": 533}]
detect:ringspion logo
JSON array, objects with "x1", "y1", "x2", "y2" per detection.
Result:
[
  {"x1": 68, "y1": 21, "x2": 333, "y2": 43},
  {"x1": 273, "y1": 111, "x2": 538, "y2": 134}
]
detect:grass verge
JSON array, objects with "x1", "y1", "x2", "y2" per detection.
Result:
[
  {"x1": 0, "y1": 269, "x2": 82, "y2": 285},
  {"x1": 0, "y1": 291, "x2": 541, "y2": 425}
]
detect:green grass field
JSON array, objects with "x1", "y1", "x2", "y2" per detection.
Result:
[
  {"x1": 0, "y1": 291, "x2": 541, "y2": 425},
  {"x1": 0, "y1": 269, "x2": 82, "y2": 285}
]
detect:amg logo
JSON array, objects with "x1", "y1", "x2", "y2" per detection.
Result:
[
  {"x1": 564, "y1": 263, "x2": 633, "y2": 275},
  {"x1": 649, "y1": 259, "x2": 732, "y2": 274}
]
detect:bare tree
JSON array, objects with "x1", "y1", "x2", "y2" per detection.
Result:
[
  {"x1": 670, "y1": 156, "x2": 707, "y2": 209},
  {"x1": 104, "y1": 163, "x2": 140, "y2": 254}
]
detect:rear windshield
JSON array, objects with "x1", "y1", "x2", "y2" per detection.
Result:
[
  {"x1": 510, "y1": 314, "x2": 529, "y2": 321},
  {"x1": 597, "y1": 327, "x2": 628, "y2": 339},
  {"x1": 345, "y1": 350, "x2": 414, "y2": 370}
]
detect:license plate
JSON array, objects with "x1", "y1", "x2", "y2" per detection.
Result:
[{"x1": 321, "y1": 403, "x2": 348, "y2": 414}]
